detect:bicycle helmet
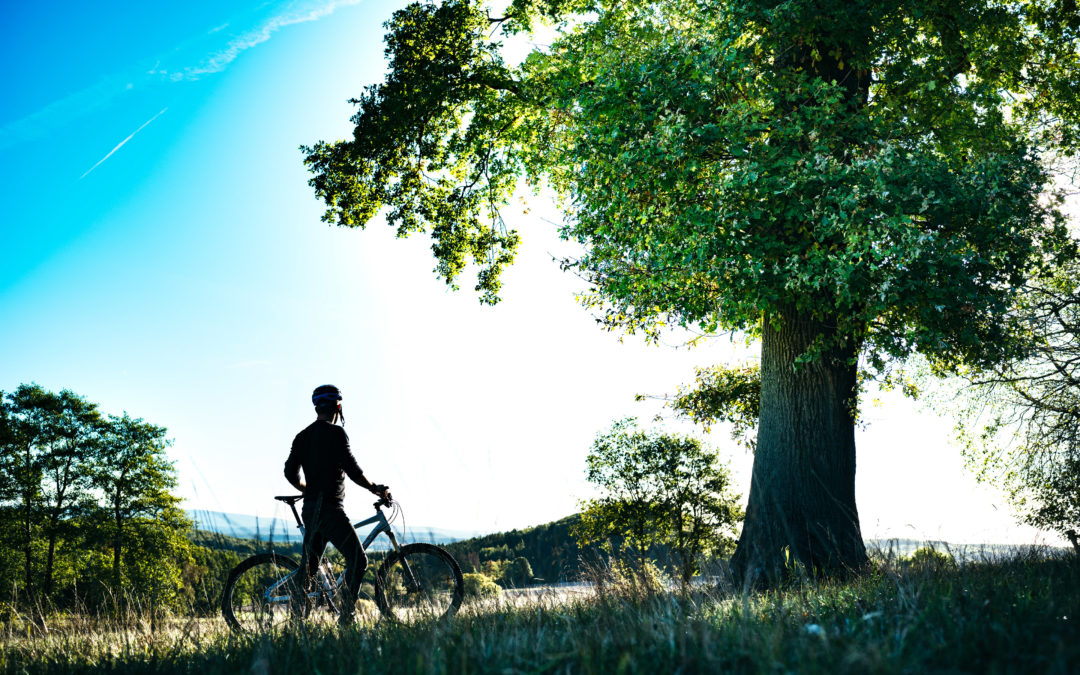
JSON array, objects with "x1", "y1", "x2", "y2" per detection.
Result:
[{"x1": 312, "y1": 384, "x2": 342, "y2": 409}]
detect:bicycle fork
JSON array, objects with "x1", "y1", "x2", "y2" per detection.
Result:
[{"x1": 384, "y1": 528, "x2": 422, "y2": 592}]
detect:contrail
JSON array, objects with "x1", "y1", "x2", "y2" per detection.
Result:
[{"x1": 79, "y1": 107, "x2": 168, "y2": 180}]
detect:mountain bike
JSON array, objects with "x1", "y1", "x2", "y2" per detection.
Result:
[{"x1": 221, "y1": 495, "x2": 464, "y2": 632}]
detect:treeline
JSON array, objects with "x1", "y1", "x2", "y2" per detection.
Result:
[
  {"x1": 189, "y1": 529, "x2": 300, "y2": 558},
  {"x1": 443, "y1": 515, "x2": 602, "y2": 585},
  {"x1": 0, "y1": 384, "x2": 240, "y2": 617},
  {"x1": 442, "y1": 515, "x2": 721, "y2": 588}
]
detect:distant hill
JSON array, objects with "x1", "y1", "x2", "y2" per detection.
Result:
[
  {"x1": 443, "y1": 514, "x2": 604, "y2": 583},
  {"x1": 186, "y1": 509, "x2": 482, "y2": 547}
]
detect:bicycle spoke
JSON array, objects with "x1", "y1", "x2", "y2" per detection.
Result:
[
  {"x1": 376, "y1": 544, "x2": 464, "y2": 623},
  {"x1": 223, "y1": 554, "x2": 302, "y2": 632}
]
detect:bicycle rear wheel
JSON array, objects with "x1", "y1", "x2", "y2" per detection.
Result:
[
  {"x1": 222, "y1": 552, "x2": 301, "y2": 632},
  {"x1": 374, "y1": 543, "x2": 464, "y2": 623}
]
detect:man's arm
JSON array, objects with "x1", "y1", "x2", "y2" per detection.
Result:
[{"x1": 284, "y1": 437, "x2": 305, "y2": 493}]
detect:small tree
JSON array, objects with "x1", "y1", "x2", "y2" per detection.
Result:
[
  {"x1": 503, "y1": 556, "x2": 534, "y2": 587},
  {"x1": 574, "y1": 419, "x2": 661, "y2": 570},
  {"x1": 574, "y1": 419, "x2": 742, "y2": 584},
  {"x1": 36, "y1": 389, "x2": 101, "y2": 598},
  {"x1": 89, "y1": 413, "x2": 191, "y2": 611},
  {"x1": 0, "y1": 385, "x2": 57, "y2": 602}
]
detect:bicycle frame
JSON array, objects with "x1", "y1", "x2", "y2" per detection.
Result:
[
  {"x1": 224, "y1": 495, "x2": 456, "y2": 630},
  {"x1": 276, "y1": 497, "x2": 406, "y2": 604}
]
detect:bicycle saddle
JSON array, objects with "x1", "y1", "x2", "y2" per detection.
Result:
[{"x1": 274, "y1": 495, "x2": 303, "y2": 505}]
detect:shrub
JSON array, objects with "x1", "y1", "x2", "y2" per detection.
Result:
[
  {"x1": 501, "y1": 556, "x2": 534, "y2": 587},
  {"x1": 463, "y1": 573, "x2": 501, "y2": 599},
  {"x1": 904, "y1": 546, "x2": 957, "y2": 571}
]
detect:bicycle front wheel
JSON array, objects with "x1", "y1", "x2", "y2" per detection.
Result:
[
  {"x1": 222, "y1": 552, "x2": 301, "y2": 633},
  {"x1": 374, "y1": 543, "x2": 464, "y2": 623}
]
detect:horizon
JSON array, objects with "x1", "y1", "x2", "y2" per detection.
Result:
[{"x1": 186, "y1": 505, "x2": 1067, "y2": 553}]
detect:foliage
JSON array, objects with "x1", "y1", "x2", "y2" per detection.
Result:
[
  {"x1": 180, "y1": 545, "x2": 241, "y2": 615},
  {"x1": 903, "y1": 546, "x2": 958, "y2": 572},
  {"x1": 303, "y1": 0, "x2": 1075, "y2": 365},
  {"x1": 0, "y1": 384, "x2": 192, "y2": 613},
  {"x1": 188, "y1": 529, "x2": 301, "y2": 558},
  {"x1": 2, "y1": 552, "x2": 1078, "y2": 673},
  {"x1": 667, "y1": 362, "x2": 761, "y2": 449},
  {"x1": 462, "y1": 572, "x2": 501, "y2": 599},
  {"x1": 503, "y1": 556, "x2": 534, "y2": 587},
  {"x1": 478, "y1": 557, "x2": 534, "y2": 586},
  {"x1": 301, "y1": 0, "x2": 523, "y2": 304},
  {"x1": 574, "y1": 419, "x2": 742, "y2": 583},
  {"x1": 480, "y1": 558, "x2": 508, "y2": 581}
]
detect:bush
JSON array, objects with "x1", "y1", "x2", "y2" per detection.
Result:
[
  {"x1": 463, "y1": 573, "x2": 501, "y2": 599},
  {"x1": 481, "y1": 559, "x2": 508, "y2": 581},
  {"x1": 502, "y1": 556, "x2": 534, "y2": 587},
  {"x1": 904, "y1": 546, "x2": 957, "y2": 571}
]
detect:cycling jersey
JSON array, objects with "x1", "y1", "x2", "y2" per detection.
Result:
[{"x1": 283, "y1": 420, "x2": 365, "y2": 506}]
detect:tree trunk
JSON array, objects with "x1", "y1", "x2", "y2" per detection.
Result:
[
  {"x1": 674, "y1": 508, "x2": 693, "y2": 586},
  {"x1": 21, "y1": 444, "x2": 33, "y2": 601},
  {"x1": 731, "y1": 307, "x2": 868, "y2": 585},
  {"x1": 22, "y1": 496, "x2": 32, "y2": 599},
  {"x1": 44, "y1": 454, "x2": 74, "y2": 597},
  {"x1": 44, "y1": 515, "x2": 58, "y2": 597},
  {"x1": 113, "y1": 493, "x2": 123, "y2": 594}
]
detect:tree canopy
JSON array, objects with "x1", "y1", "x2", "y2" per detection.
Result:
[{"x1": 305, "y1": 0, "x2": 1074, "y2": 356}]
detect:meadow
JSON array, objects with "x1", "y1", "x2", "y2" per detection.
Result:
[{"x1": 1, "y1": 548, "x2": 1076, "y2": 674}]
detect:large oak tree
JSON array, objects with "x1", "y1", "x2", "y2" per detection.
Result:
[{"x1": 303, "y1": 0, "x2": 1080, "y2": 583}]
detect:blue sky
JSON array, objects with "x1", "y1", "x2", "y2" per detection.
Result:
[{"x1": 0, "y1": 0, "x2": 1057, "y2": 544}]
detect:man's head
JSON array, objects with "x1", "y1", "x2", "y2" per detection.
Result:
[{"x1": 312, "y1": 384, "x2": 343, "y2": 423}]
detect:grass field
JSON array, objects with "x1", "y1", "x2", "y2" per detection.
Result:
[{"x1": 2, "y1": 549, "x2": 1077, "y2": 674}]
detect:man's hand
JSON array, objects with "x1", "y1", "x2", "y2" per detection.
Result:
[{"x1": 371, "y1": 484, "x2": 391, "y2": 501}]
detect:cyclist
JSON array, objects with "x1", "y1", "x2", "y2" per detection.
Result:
[{"x1": 284, "y1": 384, "x2": 389, "y2": 626}]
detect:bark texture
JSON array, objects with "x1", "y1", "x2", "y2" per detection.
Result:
[{"x1": 731, "y1": 308, "x2": 868, "y2": 585}]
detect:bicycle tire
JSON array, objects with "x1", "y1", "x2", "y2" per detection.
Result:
[
  {"x1": 221, "y1": 552, "x2": 301, "y2": 633},
  {"x1": 374, "y1": 543, "x2": 464, "y2": 623}
]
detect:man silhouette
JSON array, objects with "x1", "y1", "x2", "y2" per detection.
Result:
[{"x1": 284, "y1": 384, "x2": 389, "y2": 625}]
